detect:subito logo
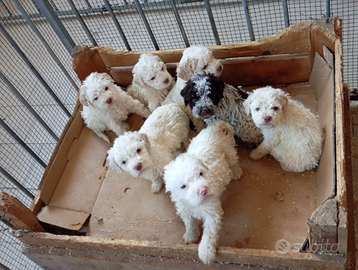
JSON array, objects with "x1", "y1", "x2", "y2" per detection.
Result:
[{"x1": 275, "y1": 239, "x2": 290, "y2": 254}]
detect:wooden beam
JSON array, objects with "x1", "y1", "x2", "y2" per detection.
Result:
[{"x1": 0, "y1": 192, "x2": 45, "y2": 232}]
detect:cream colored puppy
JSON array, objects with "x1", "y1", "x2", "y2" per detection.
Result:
[
  {"x1": 164, "y1": 120, "x2": 242, "y2": 264},
  {"x1": 127, "y1": 53, "x2": 174, "y2": 112},
  {"x1": 243, "y1": 86, "x2": 323, "y2": 172},
  {"x1": 79, "y1": 72, "x2": 150, "y2": 143},
  {"x1": 162, "y1": 45, "x2": 223, "y2": 131},
  {"x1": 107, "y1": 104, "x2": 190, "y2": 193}
]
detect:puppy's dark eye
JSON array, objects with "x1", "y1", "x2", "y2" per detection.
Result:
[
  {"x1": 137, "y1": 148, "x2": 141, "y2": 154},
  {"x1": 181, "y1": 185, "x2": 186, "y2": 189},
  {"x1": 122, "y1": 160, "x2": 126, "y2": 165},
  {"x1": 161, "y1": 67, "x2": 164, "y2": 71},
  {"x1": 273, "y1": 106, "x2": 279, "y2": 111},
  {"x1": 255, "y1": 107, "x2": 260, "y2": 111},
  {"x1": 202, "y1": 64, "x2": 208, "y2": 70},
  {"x1": 151, "y1": 77, "x2": 155, "y2": 80},
  {"x1": 199, "y1": 172, "x2": 203, "y2": 176},
  {"x1": 94, "y1": 97, "x2": 99, "y2": 101},
  {"x1": 105, "y1": 87, "x2": 108, "y2": 91}
]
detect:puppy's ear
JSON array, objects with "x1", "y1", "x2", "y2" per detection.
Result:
[
  {"x1": 106, "y1": 147, "x2": 124, "y2": 174},
  {"x1": 277, "y1": 94, "x2": 288, "y2": 109},
  {"x1": 180, "y1": 81, "x2": 193, "y2": 106},
  {"x1": 132, "y1": 70, "x2": 146, "y2": 88},
  {"x1": 208, "y1": 75, "x2": 224, "y2": 104},
  {"x1": 177, "y1": 58, "x2": 198, "y2": 81},
  {"x1": 138, "y1": 133, "x2": 151, "y2": 150},
  {"x1": 243, "y1": 96, "x2": 252, "y2": 116},
  {"x1": 79, "y1": 85, "x2": 89, "y2": 106}
]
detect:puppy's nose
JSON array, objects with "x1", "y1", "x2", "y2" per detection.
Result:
[
  {"x1": 199, "y1": 107, "x2": 214, "y2": 117},
  {"x1": 106, "y1": 97, "x2": 113, "y2": 104},
  {"x1": 264, "y1": 116, "x2": 272, "y2": 123},
  {"x1": 198, "y1": 186, "x2": 208, "y2": 196},
  {"x1": 134, "y1": 163, "x2": 142, "y2": 171},
  {"x1": 217, "y1": 64, "x2": 223, "y2": 73},
  {"x1": 164, "y1": 78, "x2": 169, "y2": 84}
]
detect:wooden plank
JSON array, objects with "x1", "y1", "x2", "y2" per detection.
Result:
[
  {"x1": 96, "y1": 21, "x2": 311, "y2": 68},
  {"x1": 109, "y1": 53, "x2": 310, "y2": 88},
  {"x1": 18, "y1": 232, "x2": 346, "y2": 270},
  {"x1": 22, "y1": 245, "x2": 268, "y2": 270},
  {"x1": 0, "y1": 192, "x2": 45, "y2": 232}
]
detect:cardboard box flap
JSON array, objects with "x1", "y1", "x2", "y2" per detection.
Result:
[
  {"x1": 38, "y1": 205, "x2": 89, "y2": 231},
  {"x1": 309, "y1": 52, "x2": 335, "y2": 206}
]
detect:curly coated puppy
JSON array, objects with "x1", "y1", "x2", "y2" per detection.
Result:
[
  {"x1": 127, "y1": 53, "x2": 174, "y2": 112},
  {"x1": 243, "y1": 86, "x2": 324, "y2": 172},
  {"x1": 162, "y1": 45, "x2": 223, "y2": 131},
  {"x1": 164, "y1": 120, "x2": 242, "y2": 264},
  {"x1": 180, "y1": 72, "x2": 263, "y2": 146},
  {"x1": 79, "y1": 72, "x2": 151, "y2": 143},
  {"x1": 107, "y1": 104, "x2": 190, "y2": 193}
]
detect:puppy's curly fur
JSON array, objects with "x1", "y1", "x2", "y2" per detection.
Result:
[
  {"x1": 243, "y1": 86, "x2": 324, "y2": 172},
  {"x1": 127, "y1": 53, "x2": 174, "y2": 112},
  {"x1": 79, "y1": 72, "x2": 150, "y2": 143},
  {"x1": 181, "y1": 72, "x2": 263, "y2": 145},
  {"x1": 162, "y1": 45, "x2": 223, "y2": 131},
  {"x1": 107, "y1": 104, "x2": 190, "y2": 193},
  {"x1": 164, "y1": 120, "x2": 242, "y2": 264}
]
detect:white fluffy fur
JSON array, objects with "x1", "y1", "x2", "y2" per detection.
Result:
[
  {"x1": 79, "y1": 72, "x2": 151, "y2": 143},
  {"x1": 243, "y1": 86, "x2": 324, "y2": 172},
  {"x1": 162, "y1": 45, "x2": 223, "y2": 131},
  {"x1": 127, "y1": 53, "x2": 174, "y2": 112},
  {"x1": 107, "y1": 104, "x2": 190, "y2": 193},
  {"x1": 164, "y1": 120, "x2": 242, "y2": 264}
]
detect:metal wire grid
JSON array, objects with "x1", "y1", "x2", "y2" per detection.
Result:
[
  {"x1": 331, "y1": 0, "x2": 358, "y2": 90},
  {"x1": 1, "y1": 1, "x2": 78, "y2": 113},
  {"x1": 208, "y1": 0, "x2": 250, "y2": 44},
  {"x1": 0, "y1": 173, "x2": 39, "y2": 270},
  {"x1": 247, "y1": 0, "x2": 286, "y2": 40},
  {"x1": 0, "y1": 223, "x2": 40, "y2": 270},
  {"x1": 287, "y1": 0, "x2": 326, "y2": 24}
]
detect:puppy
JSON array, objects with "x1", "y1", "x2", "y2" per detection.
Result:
[
  {"x1": 181, "y1": 72, "x2": 263, "y2": 146},
  {"x1": 127, "y1": 53, "x2": 174, "y2": 112},
  {"x1": 107, "y1": 104, "x2": 190, "y2": 193},
  {"x1": 162, "y1": 45, "x2": 223, "y2": 131},
  {"x1": 79, "y1": 72, "x2": 151, "y2": 143},
  {"x1": 164, "y1": 120, "x2": 242, "y2": 264},
  {"x1": 243, "y1": 86, "x2": 324, "y2": 172}
]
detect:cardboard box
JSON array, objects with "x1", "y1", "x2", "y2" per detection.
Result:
[{"x1": 3, "y1": 18, "x2": 354, "y2": 270}]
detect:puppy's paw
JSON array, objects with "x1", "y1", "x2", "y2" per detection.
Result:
[
  {"x1": 232, "y1": 164, "x2": 243, "y2": 180},
  {"x1": 183, "y1": 229, "x2": 200, "y2": 244},
  {"x1": 198, "y1": 242, "x2": 216, "y2": 265},
  {"x1": 249, "y1": 148, "x2": 265, "y2": 160},
  {"x1": 151, "y1": 182, "x2": 163, "y2": 194}
]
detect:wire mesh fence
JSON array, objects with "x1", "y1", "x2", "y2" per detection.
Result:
[{"x1": 0, "y1": 0, "x2": 357, "y2": 269}]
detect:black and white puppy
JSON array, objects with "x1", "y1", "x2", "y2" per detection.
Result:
[{"x1": 180, "y1": 72, "x2": 263, "y2": 145}]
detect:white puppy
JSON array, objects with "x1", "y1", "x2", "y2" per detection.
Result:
[
  {"x1": 127, "y1": 53, "x2": 174, "y2": 112},
  {"x1": 107, "y1": 104, "x2": 190, "y2": 193},
  {"x1": 243, "y1": 86, "x2": 324, "y2": 172},
  {"x1": 164, "y1": 120, "x2": 242, "y2": 264},
  {"x1": 79, "y1": 72, "x2": 151, "y2": 143},
  {"x1": 162, "y1": 45, "x2": 223, "y2": 131}
]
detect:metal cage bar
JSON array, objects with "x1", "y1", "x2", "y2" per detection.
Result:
[
  {"x1": 169, "y1": 0, "x2": 190, "y2": 47},
  {"x1": 133, "y1": 0, "x2": 159, "y2": 50},
  {"x1": 0, "y1": 71, "x2": 59, "y2": 141},
  {"x1": 203, "y1": 0, "x2": 221, "y2": 45},
  {"x1": 241, "y1": 0, "x2": 255, "y2": 41},
  {"x1": 103, "y1": 0, "x2": 131, "y2": 51},
  {"x1": 33, "y1": 0, "x2": 75, "y2": 54},
  {"x1": 12, "y1": 0, "x2": 79, "y2": 92},
  {"x1": 0, "y1": 22, "x2": 72, "y2": 118},
  {"x1": 282, "y1": 0, "x2": 290, "y2": 27},
  {"x1": 66, "y1": 0, "x2": 97, "y2": 46}
]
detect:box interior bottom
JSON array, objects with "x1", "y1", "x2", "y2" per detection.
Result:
[{"x1": 84, "y1": 81, "x2": 318, "y2": 251}]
